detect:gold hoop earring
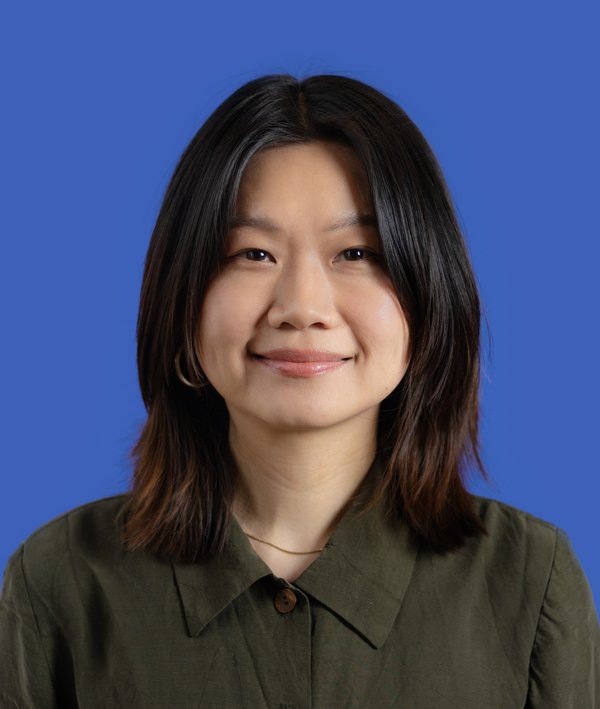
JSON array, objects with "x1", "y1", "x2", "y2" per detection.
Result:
[{"x1": 174, "y1": 349, "x2": 207, "y2": 389}]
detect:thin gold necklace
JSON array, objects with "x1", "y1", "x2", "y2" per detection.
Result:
[{"x1": 244, "y1": 531, "x2": 325, "y2": 555}]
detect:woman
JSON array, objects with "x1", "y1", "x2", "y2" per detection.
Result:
[{"x1": 1, "y1": 73, "x2": 598, "y2": 707}]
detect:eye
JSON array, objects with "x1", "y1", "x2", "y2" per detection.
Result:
[
  {"x1": 339, "y1": 247, "x2": 380, "y2": 262},
  {"x1": 229, "y1": 249, "x2": 275, "y2": 263}
]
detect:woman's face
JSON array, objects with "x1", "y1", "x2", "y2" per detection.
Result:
[{"x1": 197, "y1": 141, "x2": 410, "y2": 432}]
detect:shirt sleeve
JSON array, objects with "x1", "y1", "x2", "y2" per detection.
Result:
[
  {"x1": 0, "y1": 545, "x2": 59, "y2": 709},
  {"x1": 526, "y1": 527, "x2": 600, "y2": 708}
]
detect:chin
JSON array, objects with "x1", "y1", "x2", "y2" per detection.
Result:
[
  {"x1": 262, "y1": 402, "x2": 378, "y2": 432},
  {"x1": 247, "y1": 401, "x2": 349, "y2": 431},
  {"x1": 267, "y1": 413, "x2": 344, "y2": 431}
]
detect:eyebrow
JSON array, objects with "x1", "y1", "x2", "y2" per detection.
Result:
[{"x1": 229, "y1": 212, "x2": 378, "y2": 232}]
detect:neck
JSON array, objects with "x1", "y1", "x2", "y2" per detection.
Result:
[{"x1": 228, "y1": 410, "x2": 379, "y2": 553}]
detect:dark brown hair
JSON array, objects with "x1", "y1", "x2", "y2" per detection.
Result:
[{"x1": 121, "y1": 73, "x2": 489, "y2": 561}]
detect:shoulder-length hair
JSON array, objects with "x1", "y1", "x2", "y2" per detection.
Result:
[{"x1": 121, "y1": 73, "x2": 489, "y2": 562}]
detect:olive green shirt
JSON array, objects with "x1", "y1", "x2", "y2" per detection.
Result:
[{"x1": 1, "y1": 492, "x2": 598, "y2": 708}]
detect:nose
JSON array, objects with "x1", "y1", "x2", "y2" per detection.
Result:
[{"x1": 267, "y1": 254, "x2": 340, "y2": 330}]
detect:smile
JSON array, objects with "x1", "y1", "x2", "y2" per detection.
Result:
[{"x1": 250, "y1": 349, "x2": 353, "y2": 378}]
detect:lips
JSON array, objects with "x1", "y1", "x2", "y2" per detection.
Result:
[
  {"x1": 250, "y1": 349, "x2": 353, "y2": 378},
  {"x1": 253, "y1": 349, "x2": 351, "y2": 362}
]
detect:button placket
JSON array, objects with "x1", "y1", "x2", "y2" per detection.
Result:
[{"x1": 266, "y1": 581, "x2": 311, "y2": 708}]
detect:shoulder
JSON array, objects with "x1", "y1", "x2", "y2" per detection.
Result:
[
  {"x1": 409, "y1": 495, "x2": 563, "y2": 625},
  {"x1": 22, "y1": 494, "x2": 129, "y2": 554},
  {"x1": 468, "y1": 500, "x2": 600, "y2": 702},
  {"x1": 474, "y1": 494, "x2": 557, "y2": 531},
  {"x1": 469, "y1": 495, "x2": 559, "y2": 585},
  {"x1": 5, "y1": 495, "x2": 131, "y2": 597},
  {"x1": 473, "y1": 494, "x2": 558, "y2": 549},
  {"x1": 462, "y1": 495, "x2": 595, "y2": 629}
]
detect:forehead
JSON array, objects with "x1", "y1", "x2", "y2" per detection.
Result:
[{"x1": 234, "y1": 141, "x2": 373, "y2": 215}]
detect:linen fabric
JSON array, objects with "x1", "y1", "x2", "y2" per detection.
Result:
[{"x1": 1, "y1": 489, "x2": 598, "y2": 708}]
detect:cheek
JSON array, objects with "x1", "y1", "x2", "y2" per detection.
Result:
[
  {"x1": 349, "y1": 284, "x2": 410, "y2": 359},
  {"x1": 197, "y1": 280, "x2": 261, "y2": 355}
]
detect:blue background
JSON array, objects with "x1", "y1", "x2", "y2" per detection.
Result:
[{"x1": 1, "y1": 1, "x2": 598, "y2": 607}]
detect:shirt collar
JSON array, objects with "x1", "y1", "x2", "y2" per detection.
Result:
[
  {"x1": 172, "y1": 517, "x2": 271, "y2": 637},
  {"x1": 172, "y1": 458, "x2": 419, "y2": 649},
  {"x1": 294, "y1": 493, "x2": 418, "y2": 648}
]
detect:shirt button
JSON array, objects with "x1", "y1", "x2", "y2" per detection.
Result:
[{"x1": 274, "y1": 587, "x2": 297, "y2": 614}]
